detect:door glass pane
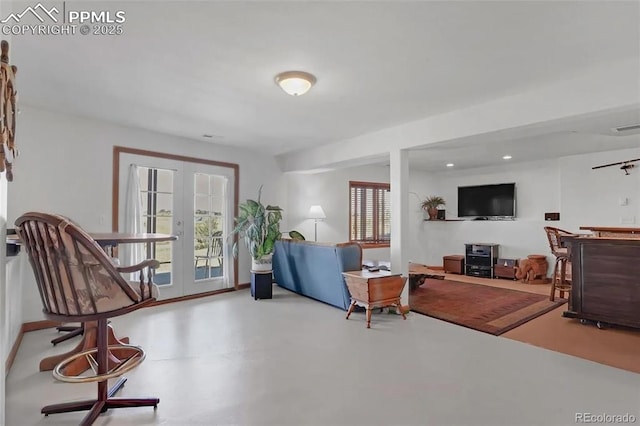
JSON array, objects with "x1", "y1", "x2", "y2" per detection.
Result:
[
  {"x1": 137, "y1": 166, "x2": 175, "y2": 286},
  {"x1": 194, "y1": 195, "x2": 210, "y2": 215},
  {"x1": 156, "y1": 169, "x2": 173, "y2": 193},
  {"x1": 195, "y1": 173, "x2": 209, "y2": 195},
  {"x1": 194, "y1": 173, "x2": 227, "y2": 281}
]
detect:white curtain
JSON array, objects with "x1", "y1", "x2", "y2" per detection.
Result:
[{"x1": 121, "y1": 164, "x2": 144, "y2": 277}]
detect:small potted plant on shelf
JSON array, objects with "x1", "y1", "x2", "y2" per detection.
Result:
[
  {"x1": 230, "y1": 186, "x2": 283, "y2": 272},
  {"x1": 421, "y1": 196, "x2": 446, "y2": 220}
]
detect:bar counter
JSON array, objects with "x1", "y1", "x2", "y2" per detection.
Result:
[{"x1": 563, "y1": 235, "x2": 640, "y2": 329}]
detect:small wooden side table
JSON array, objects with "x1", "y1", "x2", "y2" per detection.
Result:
[{"x1": 342, "y1": 270, "x2": 407, "y2": 328}]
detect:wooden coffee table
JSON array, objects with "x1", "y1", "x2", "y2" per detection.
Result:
[
  {"x1": 408, "y1": 262, "x2": 444, "y2": 290},
  {"x1": 342, "y1": 270, "x2": 407, "y2": 328}
]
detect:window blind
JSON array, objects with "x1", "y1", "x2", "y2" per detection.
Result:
[{"x1": 349, "y1": 182, "x2": 391, "y2": 244}]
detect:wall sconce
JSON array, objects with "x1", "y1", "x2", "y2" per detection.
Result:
[{"x1": 308, "y1": 205, "x2": 326, "y2": 242}]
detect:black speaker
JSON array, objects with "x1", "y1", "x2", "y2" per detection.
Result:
[{"x1": 436, "y1": 209, "x2": 446, "y2": 220}]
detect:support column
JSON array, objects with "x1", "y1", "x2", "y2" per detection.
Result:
[{"x1": 389, "y1": 149, "x2": 410, "y2": 305}]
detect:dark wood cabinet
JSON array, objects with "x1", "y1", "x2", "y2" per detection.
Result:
[
  {"x1": 564, "y1": 237, "x2": 640, "y2": 329},
  {"x1": 494, "y1": 258, "x2": 518, "y2": 280}
]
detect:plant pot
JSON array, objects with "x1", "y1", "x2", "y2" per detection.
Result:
[
  {"x1": 426, "y1": 207, "x2": 438, "y2": 220},
  {"x1": 251, "y1": 254, "x2": 273, "y2": 272}
]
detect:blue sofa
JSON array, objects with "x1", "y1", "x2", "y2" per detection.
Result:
[{"x1": 272, "y1": 239, "x2": 363, "y2": 310}]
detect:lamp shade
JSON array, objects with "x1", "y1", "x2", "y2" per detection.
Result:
[
  {"x1": 275, "y1": 71, "x2": 316, "y2": 96},
  {"x1": 308, "y1": 205, "x2": 326, "y2": 220}
]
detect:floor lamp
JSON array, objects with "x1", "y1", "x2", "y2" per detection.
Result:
[{"x1": 308, "y1": 205, "x2": 326, "y2": 242}]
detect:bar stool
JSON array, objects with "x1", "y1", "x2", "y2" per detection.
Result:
[{"x1": 544, "y1": 226, "x2": 575, "y2": 301}]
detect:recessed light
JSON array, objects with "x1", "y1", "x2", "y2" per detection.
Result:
[
  {"x1": 502, "y1": 155, "x2": 512, "y2": 160},
  {"x1": 446, "y1": 163, "x2": 454, "y2": 167}
]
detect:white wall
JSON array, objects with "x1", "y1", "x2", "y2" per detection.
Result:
[
  {"x1": 0, "y1": 14, "x2": 12, "y2": 423},
  {"x1": 285, "y1": 164, "x2": 390, "y2": 261},
  {"x1": 408, "y1": 147, "x2": 640, "y2": 271},
  {"x1": 560, "y1": 148, "x2": 640, "y2": 230},
  {"x1": 282, "y1": 146, "x2": 640, "y2": 271},
  {"x1": 0, "y1": 171, "x2": 6, "y2": 426},
  {"x1": 10, "y1": 106, "x2": 287, "y2": 322}
]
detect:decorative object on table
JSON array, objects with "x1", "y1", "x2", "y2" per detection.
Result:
[
  {"x1": 0, "y1": 40, "x2": 18, "y2": 182},
  {"x1": 515, "y1": 254, "x2": 550, "y2": 284},
  {"x1": 307, "y1": 204, "x2": 326, "y2": 241},
  {"x1": 421, "y1": 196, "x2": 446, "y2": 220},
  {"x1": 410, "y1": 278, "x2": 566, "y2": 335},
  {"x1": 230, "y1": 185, "x2": 282, "y2": 272},
  {"x1": 342, "y1": 270, "x2": 407, "y2": 328},
  {"x1": 288, "y1": 230, "x2": 305, "y2": 241}
]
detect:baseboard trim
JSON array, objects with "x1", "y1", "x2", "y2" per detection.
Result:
[
  {"x1": 5, "y1": 320, "x2": 62, "y2": 374},
  {"x1": 148, "y1": 283, "x2": 250, "y2": 307},
  {"x1": 237, "y1": 283, "x2": 250, "y2": 290},
  {"x1": 4, "y1": 332, "x2": 23, "y2": 374},
  {"x1": 22, "y1": 320, "x2": 61, "y2": 333}
]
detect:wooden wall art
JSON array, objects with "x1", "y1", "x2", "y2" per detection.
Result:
[{"x1": 0, "y1": 40, "x2": 17, "y2": 181}]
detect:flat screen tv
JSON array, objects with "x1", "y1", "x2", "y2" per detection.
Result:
[{"x1": 457, "y1": 183, "x2": 516, "y2": 218}]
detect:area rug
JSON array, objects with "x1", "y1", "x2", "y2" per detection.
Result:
[{"x1": 410, "y1": 279, "x2": 567, "y2": 335}]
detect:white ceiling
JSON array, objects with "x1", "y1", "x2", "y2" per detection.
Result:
[
  {"x1": 10, "y1": 1, "x2": 640, "y2": 158},
  {"x1": 408, "y1": 108, "x2": 640, "y2": 171}
]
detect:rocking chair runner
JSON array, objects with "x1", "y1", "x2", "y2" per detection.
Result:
[{"x1": 15, "y1": 212, "x2": 160, "y2": 426}]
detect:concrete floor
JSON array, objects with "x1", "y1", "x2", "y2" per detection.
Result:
[{"x1": 6, "y1": 286, "x2": 640, "y2": 426}]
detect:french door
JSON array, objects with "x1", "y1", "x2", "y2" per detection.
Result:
[{"x1": 118, "y1": 152, "x2": 236, "y2": 300}]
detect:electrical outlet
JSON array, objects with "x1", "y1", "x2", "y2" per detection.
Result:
[{"x1": 620, "y1": 216, "x2": 635, "y2": 224}]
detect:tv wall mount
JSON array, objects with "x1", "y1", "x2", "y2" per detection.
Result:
[{"x1": 592, "y1": 158, "x2": 640, "y2": 175}]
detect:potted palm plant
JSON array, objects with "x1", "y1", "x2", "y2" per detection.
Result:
[
  {"x1": 231, "y1": 186, "x2": 283, "y2": 271},
  {"x1": 421, "y1": 196, "x2": 446, "y2": 220}
]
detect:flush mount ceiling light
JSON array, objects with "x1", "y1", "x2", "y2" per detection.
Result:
[
  {"x1": 275, "y1": 71, "x2": 317, "y2": 96},
  {"x1": 446, "y1": 163, "x2": 454, "y2": 167},
  {"x1": 503, "y1": 155, "x2": 512, "y2": 160}
]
